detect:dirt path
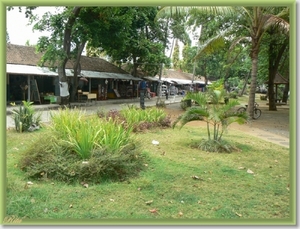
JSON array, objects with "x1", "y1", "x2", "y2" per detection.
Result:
[{"x1": 164, "y1": 101, "x2": 290, "y2": 148}]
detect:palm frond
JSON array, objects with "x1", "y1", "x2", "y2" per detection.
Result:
[
  {"x1": 190, "y1": 6, "x2": 236, "y2": 16},
  {"x1": 172, "y1": 106, "x2": 208, "y2": 129},
  {"x1": 194, "y1": 33, "x2": 225, "y2": 60},
  {"x1": 155, "y1": 6, "x2": 189, "y2": 20},
  {"x1": 263, "y1": 14, "x2": 289, "y2": 34},
  {"x1": 184, "y1": 91, "x2": 207, "y2": 107},
  {"x1": 228, "y1": 36, "x2": 251, "y2": 53},
  {"x1": 222, "y1": 99, "x2": 240, "y2": 113}
]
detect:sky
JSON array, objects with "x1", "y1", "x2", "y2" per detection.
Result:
[{"x1": 6, "y1": 7, "x2": 57, "y2": 46}]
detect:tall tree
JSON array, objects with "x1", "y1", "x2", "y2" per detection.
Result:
[
  {"x1": 78, "y1": 7, "x2": 171, "y2": 78},
  {"x1": 157, "y1": 6, "x2": 289, "y2": 118},
  {"x1": 172, "y1": 39, "x2": 180, "y2": 69},
  {"x1": 33, "y1": 7, "x2": 83, "y2": 104}
]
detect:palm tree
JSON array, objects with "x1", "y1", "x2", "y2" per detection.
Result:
[
  {"x1": 157, "y1": 6, "x2": 289, "y2": 118},
  {"x1": 172, "y1": 84, "x2": 248, "y2": 152}
]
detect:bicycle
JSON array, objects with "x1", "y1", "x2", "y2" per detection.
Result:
[{"x1": 237, "y1": 102, "x2": 262, "y2": 119}]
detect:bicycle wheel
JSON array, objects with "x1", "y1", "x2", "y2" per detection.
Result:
[
  {"x1": 253, "y1": 108, "x2": 261, "y2": 119},
  {"x1": 237, "y1": 107, "x2": 246, "y2": 114}
]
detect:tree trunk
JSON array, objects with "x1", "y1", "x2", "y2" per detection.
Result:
[
  {"x1": 267, "y1": 35, "x2": 288, "y2": 110},
  {"x1": 239, "y1": 70, "x2": 250, "y2": 96},
  {"x1": 58, "y1": 7, "x2": 82, "y2": 105},
  {"x1": 282, "y1": 83, "x2": 289, "y2": 103},
  {"x1": 71, "y1": 40, "x2": 86, "y2": 102},
  {"x1": 247, "y1": 50, "x2": 259, "y2": 119},
  {"x1": 267, "y1": 72, "x2": 277, "y2": 111}
]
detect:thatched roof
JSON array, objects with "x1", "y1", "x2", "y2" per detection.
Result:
[
  {"x1": 273, "y1": 72, "x2": 289, "y2": 84},
  {"x1": 161, "y1": 69, "x2": 194, "y2": 80},
  {"x1": 265, "y1": 72, "x2": 289, "y2": 84},
  {"x1": 6, "y1": 43, "x2": 129, "y2": 74},
  {"x1": 159, "y1": 69, "x2": 210, "y2": 83}
]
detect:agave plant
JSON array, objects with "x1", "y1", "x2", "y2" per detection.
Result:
[
  {"x1": 10, "y1": 101, "x2": 41, "y2": 132},
  {"x1": 173, "y1": 89, "x2": 248, "y2": 144}
]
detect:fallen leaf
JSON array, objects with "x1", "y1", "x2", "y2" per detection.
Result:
[
  {"x1": 83, "y1": 183, "x2": 89, "y2": 188},
  {"x1": 247, "y1": 169, "x2": 254, "y2": 174},
  {"x1": 191, "y1": 175, "x2": 199, "y2": 180},
  {"x1": 145, "y1": 200, "x2": 153, "y2": 205},
  {"x1": 178, "y1": 211, "x2": 183, "y2": 216},
  {"x1": 69, "y1": 204, "x2": 73, "y2": 208},
  {"x1": 235, "y1": 212, "x2": 242, "y2": 217},
  {"x1": 238, "y1": 167, "x2": 245, "y2": 170},
  {"x1": 149, "y1": 208, "x2": 158, "y2": 213}
]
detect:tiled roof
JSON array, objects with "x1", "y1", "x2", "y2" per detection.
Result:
[{"x1": 6, "y1": 43, "x2": 129, "y2": 74}]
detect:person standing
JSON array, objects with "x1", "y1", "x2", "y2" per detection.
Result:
[
  {"x1": 165, "y1": 86, "x2": 169, "y2": 100},
  {"x1": 139, "y1": 80, "x2": 147, "y2": 109}
]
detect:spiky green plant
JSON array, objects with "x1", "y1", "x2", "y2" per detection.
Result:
[
  {"x1": 10, "y1": 101, "x2": 41, "y2": 132},
  {"x1": 173, "y1": 90, "x2": 248, "y2": 147}
]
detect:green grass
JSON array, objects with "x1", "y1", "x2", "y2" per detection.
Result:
[{"x1": 5, "y1": 122, "x2": 290, "y2": 223}]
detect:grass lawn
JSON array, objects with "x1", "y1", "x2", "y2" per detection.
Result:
[{"x1": 5, "y1": 121, "x2": 291, "y2": 225}]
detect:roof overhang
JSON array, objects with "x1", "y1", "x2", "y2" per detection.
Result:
[
  {"x1": 6, "y1": 64, "x2": 141, "y2": 81},
  {"x1": 143, "y1": 76, "x2": 162, "y2": 82},
  {"x1": 6, "y1": 64, "x2": 57, "y2": 76},
  {"x1": 66, "y1": 69, "x2": 141, "y2": 81}
]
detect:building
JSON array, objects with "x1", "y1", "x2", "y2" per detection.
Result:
[
  {"x1": 144, "y1": 69, "x2": 212, "y2": 95},
  {"x1": 6, "y1": 44, "x2": 142, "y2": 104}
]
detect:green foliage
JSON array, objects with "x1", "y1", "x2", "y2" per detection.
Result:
[
  {"x1": 50, "y1": 108, "x2": 135, "y2": 158},
  {"x1": 172, "y1": 40, "x2": 180, "y2": 69},
  {"x1": 228, "y1": 91, "x2": 238, "y2": 99},
  {"x1": 95, "y1": 119, "x2": 133, "y2": 153},
  {"x1": 173, "y1": 90, "x2": 248, "y2": 152},
  {"x1": 18, "y1": 132, "x2": 145, "y2": 183},
  {"x1": 7, "y1": 115, "x2": 290, "y2": 220},
  {"x1": 17, "y1": 106, "x2": 171, "y2": 183},
  {"x1": 180, "y1": 99, "x2": 192, "y2": 110},
  {"x1": 97, "y1": 105, "x2": 171, "y2": 132},
  {"x1": 206, "y1": 79, "x2": 224, "y2": 91},
  {"x1": 10, "y1": 101, "x2": 41, "y2": 132},
  {"x1": 194, "y1": 139, "x2": 238, "y2": 153},
  {"x1": 81, "y1": 7, "x2": 169, "y2": 76}
]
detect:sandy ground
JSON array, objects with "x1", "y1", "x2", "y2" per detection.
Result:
[{"x1": 163, "y1": 100, "x2": 290, "y2": 148}]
